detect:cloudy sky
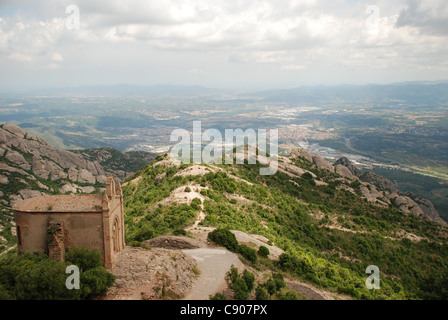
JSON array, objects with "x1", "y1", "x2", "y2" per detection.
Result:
[{"x1": 0, "y1": 0, "x2": 447, "y2": 90}]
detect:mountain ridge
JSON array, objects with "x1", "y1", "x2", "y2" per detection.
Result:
[{"x1": 121, "y1": 150, "x2": 448, "y2": 299}]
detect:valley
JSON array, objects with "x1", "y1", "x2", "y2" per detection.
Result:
[{"x1": 2, "y1": 82, "x2": 447, "y2": 223}]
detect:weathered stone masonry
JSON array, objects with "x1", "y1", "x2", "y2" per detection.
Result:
[{"x1": 13, "y1": 177, "x2": 125, "y2": 269}]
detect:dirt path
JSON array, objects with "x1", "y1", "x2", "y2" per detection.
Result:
[{"x1": 182, "y1": 248, "x2": 243, "y2": 300}]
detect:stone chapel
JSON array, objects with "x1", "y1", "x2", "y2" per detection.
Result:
[{"x1": 13, "y1": 177, "x2": 125, "y2": 269}]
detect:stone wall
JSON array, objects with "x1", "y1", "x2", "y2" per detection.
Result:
[
  {"x1": 47, "y1": 219, "x2": 65, "y2": 262},
  {"x1": 15, "y1": 211, "x2": 104, "y2": 259}
]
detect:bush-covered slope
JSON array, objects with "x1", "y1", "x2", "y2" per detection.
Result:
[
  {"x1": 72, "y1": 147, "x2": 156, "y2": 180},
  {"x1": 122, "y1": 153, "x2": 448, "y2": 300}
]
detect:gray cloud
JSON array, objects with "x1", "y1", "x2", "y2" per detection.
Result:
[
  {"x1": 0, "y1": 0, "x2": 447, "y2": 90},
  {"x1": 396, "y1": 0, "x2": 448, "y2": 36}
]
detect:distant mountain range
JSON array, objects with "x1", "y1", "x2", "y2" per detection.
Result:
[
  {"x1": 250, "y1": 81, "x2": 448, "y2": 105},
  {"x1": 7, "y1": 84, "x2": 222, "y2": 98},
  {"x1": 2, "y1": 81, "x2": 448, "y2": 105}
]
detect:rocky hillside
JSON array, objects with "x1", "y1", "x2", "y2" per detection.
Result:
[
  {"x1": 122, "y1": 151, "x2": 448, "y2": 300},
  {"x1": 0, "y1": 124, "x2": 108, "y2": 196},
  {"x1": 306, "y1": 152, "x2": 446, "y2": 226},
  {"x1": 73, "y1": 147, "x2": 156, "y2": 181}
]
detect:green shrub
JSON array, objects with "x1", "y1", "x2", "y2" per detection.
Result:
[
  {"x1": 272, "y1": 273, "x2": 286, "y2": 291},
  {"x1": 302, "y1": 172, "x2": 314, "y2": 181},
  {"x1": 277, "y1": 291, "x2": 300, "y2": 300},
  {"x1": 208, "y1": 228, "x2": 239, "y2": 252},
  {"x1": 209, "y1": 293, "x2": 226, "y2": 300},
  {"x1": 173, "y1": 228, "x2": 187, "y2": 236},
  {"x1": 225, "y1": 265, "x2": 239, "y2": 288},
  {"x1": 233, "y1": 277, "x2": 249, "y2": 300},
  {"x1": 265, "y1": 279, "x2": 277, "y2": 296},
  {"x1": 81, "y1": 267, "x2": 116, "y2": 298},
  {"x1": 14, "y1": 258, "x2": 82, "y2": 300},
  {"x1": 238, "y1": 244, "x2": 258, "y2": 264},
  {"x1": 65, "y1": 247, "x2": 102, "y2": 272},
  {"x1": 258, "y1": 246, "x2": 270, "y2": 258},
  {"x1": 0, "y1": 250, "x2": 115, "y2": 300},
  {"x1": 134, "y1": 224, "x2": 155, "y2": 242},
  {"x1": 255, "y1": 285, "x2": 269, "y2": 300},
  {"x1": 225, "y1": 266, "x2": 255, "y2": 300},
  {"x1": 190, "y1": 198, "x2": 202, "y2": 210},
  {"x1": 0, "y1": 284, "x2": 12, "y2": 300},
  {"x1": 242, "y1": 269, "x2": 255, "y2": 291}
]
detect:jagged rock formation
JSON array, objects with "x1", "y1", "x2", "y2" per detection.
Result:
[
  {"x1": 288, "y1": 150, "x2": 446, "y2": 225},
  {"x1": 401, "y1": 192, "x2": 447, "y2": 225},
  {"x1": 332, "y1": 155, "x2": 445, "y2": 226},
  {"x1": 0, "y1": 124, "x2": 155, "y2": 207},
  {"x1": 289, "y1": 148, "x2": 314, "y2": 162},
  {"x1": 333, "y1": 157, "x2": 362, "y2": 177},
  {"x1": 356, "y1": 170, "x2": 399, "y2": 193},
  {"x1": 73, "y1": 147, "x2": 156, "y2": 181},
  {"x1": 0, "y1": 124, "x2": 108, "y2": 197}
]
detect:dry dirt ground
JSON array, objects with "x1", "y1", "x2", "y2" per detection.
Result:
[{"x1": 101, "y1": 246, "x2": 198, "y2": 300}]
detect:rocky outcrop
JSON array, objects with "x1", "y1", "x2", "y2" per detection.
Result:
[
  {"x1": 401, "y1": 192, "x2": 447, "y2": 226},
  {"x1": 334, "y1": 157, "x2": 362, "y2": 177},
  {"x1": 358, "y1": 171, "x2": 399, "y2": 193},
  {"x1": 312, "y1": 154, "x2": 334, "y2": 172},
  {"x1": 0, "y1": 124, "x2": 113, "y2": 213},
  {"x1": 359, "y1": 183, "x2": 383, "y2": 202},
  {"x1": 389, "y1": 193, "x2": 424, "y2": 217},
  {"x1": 103, "y1": 246, "x2": 197, "y2": 300},
  {"x1": 290, "y1": 148, "x2": 314, "y2": 162},
  {"x1": 334, "y1": 164, "x2": 356, "y2": 179},
  {"x1": 145, "y1": 236, "x2": 204, "y2": 250},
  {"x1": 73, "y1": 147, "x2": 156, "y2": 181},
  {"x1": 290, "y1": 148, "x2": 335, "y2": 172},
  {"x1": 0, "y1": 124, "x2": 107, "y2": 185},
  {"x1": 333, "y1": 155, "x2": 446, "y2": 225},
  {"x1": 18, "y1": 189, "x2": 44, "y2": 200}
]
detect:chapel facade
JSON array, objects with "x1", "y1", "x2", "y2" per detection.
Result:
[{"x1": 13, "y1": 177, "x2": 125, "y2": 269}]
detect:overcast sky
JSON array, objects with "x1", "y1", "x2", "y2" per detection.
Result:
[{"x1": 0, "y1": 0, "x2": 447, "y2": 91}]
